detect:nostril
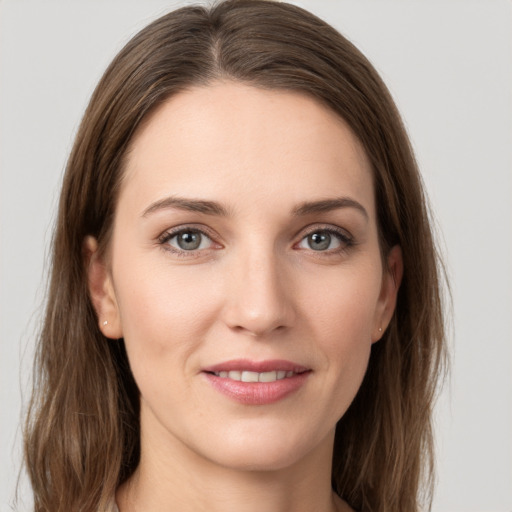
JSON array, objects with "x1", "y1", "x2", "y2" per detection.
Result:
[{"x1": 221, "y1": 267, "x2": 296, "y2": 336}]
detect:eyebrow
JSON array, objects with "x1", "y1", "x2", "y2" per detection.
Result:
[
  {"x1": 142, "y1": 196, "x2": 230, "y2": 217},
  {"x1": 141, "y1": 195, "x2": 368, "y2": 220},
  {"x1": 292, "y1": 197, "x2": 369, "y2": 220}
]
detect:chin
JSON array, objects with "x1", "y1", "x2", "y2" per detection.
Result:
[
  {"x1": 196, "y1": 422, "x2": 331, "y2": 473},
  {"x1": 209, "y1": 445, "x2": 305, "y2": 472}
]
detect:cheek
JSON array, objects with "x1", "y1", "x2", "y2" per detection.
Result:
[
  {"x1": 302, "y1": 265, "x2": 381, "y2": 389},
  {"x1": 112, "y1": 253, "x2": 222, "y2": 382},
  {"x1": 305, "y1": 263, "x2": 381, "y2": 342}
]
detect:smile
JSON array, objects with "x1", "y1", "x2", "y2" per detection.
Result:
[
  {"x1": 202, "y1": 360, "x2": 311, "y2": 405},
  {"x1": 211, "y1": 370, "x2": 299, "y2": 382}
]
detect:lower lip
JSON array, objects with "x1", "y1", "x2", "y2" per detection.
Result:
[{"x1": 203, "y1": 372, "x2": 310, "y2": 405}]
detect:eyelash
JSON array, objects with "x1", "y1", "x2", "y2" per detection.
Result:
[
  {"x1": 157, "y1": 225, "x2": 219, "y2": 258},
  {"x1": 297, "y1": 225, "x2": 354, "y2": 254},
  {"x1": 157, "y1": 224, "x2": 354, "y2": 257}
]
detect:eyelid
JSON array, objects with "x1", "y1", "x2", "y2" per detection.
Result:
[
  {"x1": 293, "y1": 224, "x2": 355, "y2": 253},
  {"x1": 156, "y1": 222, "x2": 355, "y2": 257},
  {"x1": 157, "y1": 224, "x2": 222, "y2": 255},
  {"x1": 297, "y1": 223, "x2": 353, "y2": 242}
]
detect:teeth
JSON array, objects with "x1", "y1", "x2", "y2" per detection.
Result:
[
  {"x1": 259, "y1": 371, "x2": 277, "y2": 382},
  {"x1": 241, "y1": 371, "x2": 259, "y2": 382},
  {"x1": 214, "y1": 370, "x2": 298, "y2": 382}
]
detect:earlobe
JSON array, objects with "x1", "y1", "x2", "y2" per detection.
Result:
[
  {"x1": 83, "y1": 236, "x2": 123, "y2": 339},
  {"x1": 372, "y1": 245, "x2": 403, "y2": 342}
]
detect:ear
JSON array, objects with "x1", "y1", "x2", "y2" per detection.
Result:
[
  {"x1": 372, "y1": 245, "x2": 403, "y2": 342},
  {"x1": 84, "y1": 236, "x2": 123, "y2": 339}
]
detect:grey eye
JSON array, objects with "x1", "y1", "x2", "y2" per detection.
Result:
[
  {"x1": 298, "y1": 230, "x2": 343, "y2": 251},
  {"x1": 307, "y1": 232, "x2": 332, "y2": 251},
  {"x1": 169, "y1": 230, "x2": 211, "y2": 251}
]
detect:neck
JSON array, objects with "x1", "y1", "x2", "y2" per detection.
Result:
[{"x1": 116, "y1": 407, "x2": 351, "y2": 512}]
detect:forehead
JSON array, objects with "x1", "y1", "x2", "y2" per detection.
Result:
[{"x1": 121, "y1": 81, "x2": 374, "y2": 217}]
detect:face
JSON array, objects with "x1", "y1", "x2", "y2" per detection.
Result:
[{"x1": 88, "y1": 81, "x2": 401, "y2": 472}]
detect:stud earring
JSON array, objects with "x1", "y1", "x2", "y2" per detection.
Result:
[
  {"x1": 103, "y1": 320, "x2": 108, "y2": 326},
  {"x1": 378, "y1": 327, "x2": 382, "y2": 333}
]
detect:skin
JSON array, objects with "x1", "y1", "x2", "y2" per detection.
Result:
[{"x1": 86, "y1": 81, "x2": 402, "y2": 512}]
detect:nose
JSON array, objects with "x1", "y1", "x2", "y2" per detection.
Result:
[{"x1": 221, "y1": 249, "x2": 296, "y2": 338}]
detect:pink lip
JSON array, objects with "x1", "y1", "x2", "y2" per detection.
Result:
[
  {"x1": 202, "y1": 359, "x2": 311, "y2": 405},
  {"x1": 203, "y1": 359, "x2": 309, "y2": 373}
]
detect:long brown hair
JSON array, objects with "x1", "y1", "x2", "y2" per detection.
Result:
[{"x1": 24, "y1": 1, "x2": 447, "y2": 511}]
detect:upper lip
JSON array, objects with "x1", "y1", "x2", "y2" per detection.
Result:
[{"x1": 202, "y1": 359, "x2": 310, "y2": 374}]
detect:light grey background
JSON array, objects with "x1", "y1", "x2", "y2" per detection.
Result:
[{"x1": 1, "y1": 1, "x2": 511, "y2": 511}]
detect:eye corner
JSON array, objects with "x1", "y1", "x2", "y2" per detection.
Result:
[
  {"x1": 157, "y1": 225, "x2": 223, "y2": 257},
  {"x1": 294, "y1": 225, "x2": 355, "y2": 255}
]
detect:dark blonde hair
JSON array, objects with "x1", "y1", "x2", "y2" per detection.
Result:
[{"x1": 24, "y1": 1, "x2": 447, "y2": 511}]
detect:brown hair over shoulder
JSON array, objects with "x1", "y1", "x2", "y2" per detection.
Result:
[{"x1": 24, "y1": 1, "x2": 447, "y2": 511}]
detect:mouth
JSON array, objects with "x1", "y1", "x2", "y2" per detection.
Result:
[
  {"x1": 207, "y1": 369, "x2": 304, "y2": 382},
  {"x1": 202, "y1": 359, "x2": 311, "y2": 405}
]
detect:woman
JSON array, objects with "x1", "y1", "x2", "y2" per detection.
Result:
[{"x1": 23, "y1": 1, "x2": 446, "y2": 511}]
